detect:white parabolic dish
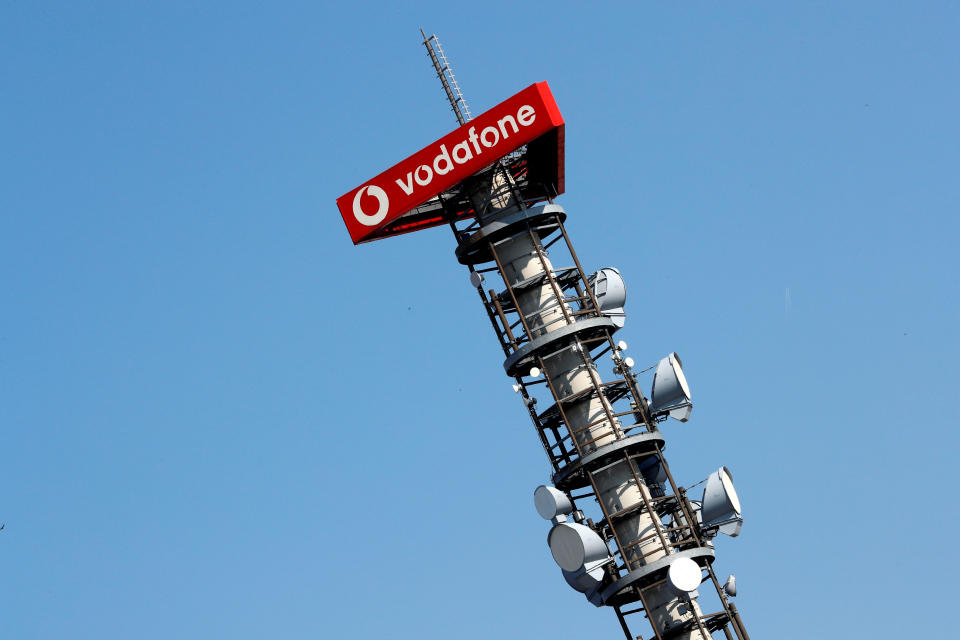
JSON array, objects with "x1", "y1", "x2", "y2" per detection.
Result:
[
  {"x1": 548, "y1": 523, "x2": 608, "y2": 572},
  {"x1": 667, "y1": 557, "x2": 702, "y2": 594},
  {"x1": 534, "y1": 485, "x2": 572, "y2": 520},
  {"x1": 701, "y1": 466, "x2": 742, "y2": 525}
]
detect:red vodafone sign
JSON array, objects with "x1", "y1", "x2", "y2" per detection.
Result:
[{"x1": 337, "y1": 82, "x2": 564, "y2": 244}]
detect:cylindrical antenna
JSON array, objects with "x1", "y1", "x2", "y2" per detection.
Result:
[{"x1": 420, "y1": 28, "x2": 472, "y2": 125}]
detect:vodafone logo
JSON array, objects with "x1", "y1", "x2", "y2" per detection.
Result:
[
  {"x1": 337, "y1": 82, "x2": 564, "y2": 244},
  {"x1": 352, "y1": 184, "x2": 389, "y2": 226},
  {"x1": 392, "y1": 104, "x2": 537, "y2": 200}
]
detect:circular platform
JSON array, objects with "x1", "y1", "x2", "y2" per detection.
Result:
[
  {"x1": 600, "y1": 547, "x2": 715, "y2": 607},
  {"x1": 455, "y1": 204, "x2": 566, "y2": 265},
  {"x1": 502, "y1": 317, "x2": 619, "y2": 377},
  {"x1": 553, "y1": 432, "x2": 666, "y2": 491}
]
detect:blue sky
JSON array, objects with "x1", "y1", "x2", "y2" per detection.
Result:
[{"x1": 2, "y1": 2, "x2": 958, "y2": 638}]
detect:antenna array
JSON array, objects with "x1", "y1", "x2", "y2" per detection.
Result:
[{"x1": 420, "y1": 29, "x2": 473, "y2": 125}]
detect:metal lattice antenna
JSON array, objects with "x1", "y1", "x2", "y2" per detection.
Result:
[{"x1": 420, "y1": 28, "x2": 472, "y2": 125}]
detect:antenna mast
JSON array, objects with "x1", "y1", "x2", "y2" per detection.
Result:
[
  {"x1": 337, "y1": 36, "x2": 754, "y2": 640},
  {"x1": 420, "y1": 28, "x2": 473, "y2": 125}
]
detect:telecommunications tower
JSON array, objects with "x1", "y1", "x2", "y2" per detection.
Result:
[{"x1": 335, "y1": 32, "x2": 753, "y2": 640}]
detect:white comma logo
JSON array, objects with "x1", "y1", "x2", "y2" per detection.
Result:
[{"x1": 352, "y1": 185, "x2": 390, "y2": 226}]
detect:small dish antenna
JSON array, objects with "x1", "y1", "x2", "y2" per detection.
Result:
[
  {"x1": 534, "y1": 485, "x2": 573, "y2": 520},
  {"x1": 587, "y1": 268, "x2": 626, "y2": 328},
  {"x1": 700, "y1": 466, "x2": 743, "y2": 536},
  {"x1": 649, "y1": 352, "x2": 693, "y2": 422},
  {"x1": 667, "y1": 556, "x2": 702, "y2": 598},
  {"x1": 547, "y1": 522, "x2": 610, "y2": 572},
  {"x1": 723, "y1": 574, "x2": 737, "y2": 597}
]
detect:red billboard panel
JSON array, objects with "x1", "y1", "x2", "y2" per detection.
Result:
[{"x1": 337, "y1": 82, "x2": 565, "y2": 244}]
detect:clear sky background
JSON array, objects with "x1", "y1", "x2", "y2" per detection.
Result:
[{"x1": 2, "y1": 2, "x2": 958, "y2": 638}]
